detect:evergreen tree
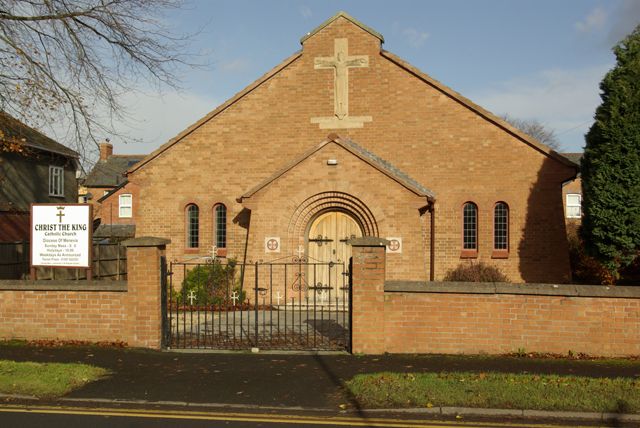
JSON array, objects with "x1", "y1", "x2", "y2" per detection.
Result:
[{"x1": 581, "y1": 25, "x2": 640, "y2": 280}]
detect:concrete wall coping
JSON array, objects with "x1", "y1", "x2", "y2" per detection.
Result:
[
  {"x1": 385, "y1": 280, "x2": 640, "y2": 299},
  {"x1": 0, "y1": 280, "x2": 127, "y2": 292},
  {"x1": 121, "y1": 236, "x2": 171, "y2": 247},
  {"x1": 347, "y1": 236, "x2": 390, "y2": 247}
]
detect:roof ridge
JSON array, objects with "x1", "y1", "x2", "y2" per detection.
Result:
[{"x1": 300, "y1": 11, "x2": 384, "y2": 44}]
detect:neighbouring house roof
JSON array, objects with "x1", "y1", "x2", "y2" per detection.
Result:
[
  {"x1": 97, "y1": 180, "x2": 128, "y2": 203},
  {"x1": 561, "y1": 152, "x2": 582, "y2": 167},
  {"x1": 0, "y1": 111, "x2": 78, "y2": 159},
  {"x1": 299, "y1": 11, "x2": 384, "y2": 44},
  {"x1": 85, "y1": 155, "x2": 145, "y2": 188},
  {"x1": 239, "y1": 134, "x2": 435, "y2": 201}
]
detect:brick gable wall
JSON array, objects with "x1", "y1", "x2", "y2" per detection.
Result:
[{"x1": 131, "y1": 16, "x2": 574, "y2": 283}]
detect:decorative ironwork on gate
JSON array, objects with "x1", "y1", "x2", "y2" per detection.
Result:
[{"x1": 163, "y1": 256, "x2": 351, "y2": 351}]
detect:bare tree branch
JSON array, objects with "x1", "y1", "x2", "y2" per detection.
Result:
[
  {"x1": 0, "y1": 0, "x2": 200, "y2": 165},
  {"x1": 501, "y1": 114, "x2": 562, "y2": 151}
]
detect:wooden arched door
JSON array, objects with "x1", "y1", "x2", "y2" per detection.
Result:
[{"x1": 307, "y1": 211, "x2": 362, "y2": 302}]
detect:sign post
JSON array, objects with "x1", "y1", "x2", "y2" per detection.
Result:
[{"x1": 31, "y1": 204, "x2": 92, "y2": 280}]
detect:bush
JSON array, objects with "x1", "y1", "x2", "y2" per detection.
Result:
[
  {"x1": 176, "y1": 259, "x2": 246, "y2": 306},
  {"x1": 443, "y1": 262, "x2": 509, "y2": 282},
  {"x1": 568, "y1": 232, "x2": 616, "y2": 285}
]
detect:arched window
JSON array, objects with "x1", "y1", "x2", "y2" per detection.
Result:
[
  {"x1": 494, "y1": 202, "x2": 509, "y2": 252},
  {"x1": 462, "y1": 202, "x2": 478, "y2": 251},
  {"x1": 214, "y1": 204, "x2": 227, "y2": 248},
  {"x1": 186, "y1": 204, "x2": 199, "y2": 248}
]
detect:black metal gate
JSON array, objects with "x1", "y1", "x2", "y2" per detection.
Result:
[{"x1": 162, "y1": 257, "x2": 351, "y2": 351}]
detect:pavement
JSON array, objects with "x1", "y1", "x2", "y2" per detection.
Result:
[{"x1": 1, "y1": 343, "x2": 640, "y2": 425}]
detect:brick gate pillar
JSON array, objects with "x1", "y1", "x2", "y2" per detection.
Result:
[
  {"x1": 348, "y1": 237, "x2": 389, "y2": 354},
  {"x1": 121, "y1": 237, "x2": 170, "y2": 349}
]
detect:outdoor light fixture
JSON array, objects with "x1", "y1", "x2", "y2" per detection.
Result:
[{"x1": 327, "y1": 159, "x2": 338, "y2": 165}]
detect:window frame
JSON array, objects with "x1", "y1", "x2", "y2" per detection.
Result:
[
  {"x1": 185, "y1": 204, "x2": 199, "y2": 250},
  {"x1": 566, "y1": 193, "x2": 582, "y2": 218},
  {"x1": 118, "y1": 193, "x2": 133, "y2": 218},
  {"x1": 461, "y1": 202, "x2": 478, "y2": 258},
  {"x1": 213, "y1": 203, "x2": 227, "y2": 249},
  {"x1": 48, "y1": 165, "x2": 64, "y2": 197},
  {"x1": 492, "y1": 202, "x2": 509, "y2": 258}
]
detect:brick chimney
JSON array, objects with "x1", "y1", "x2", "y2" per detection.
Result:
[{"x1": 99, "y1": 139, "x2": 113, "y2": 161}]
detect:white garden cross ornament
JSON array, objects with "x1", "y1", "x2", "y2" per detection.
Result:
[
  {"x1": 187, "y1": 290, "x2": 196, "y2": 305},
  {"x1": 231, "y1": 290, "x2": 239, "y2": 305}
]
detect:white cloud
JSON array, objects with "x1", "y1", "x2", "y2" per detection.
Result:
[
  {"x1": 469, "y1": 64, "x2": 611, "y2": 151},
  {"x1": 402, "y1": 27, "x2": 429, "y2": 48},
  {"x1": 575, "y1": 7, "x2": 607, "y2": 33}
]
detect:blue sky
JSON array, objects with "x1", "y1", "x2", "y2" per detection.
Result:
[{"x1": 105, "y1": 0, "x2": 640, "y2": 156}]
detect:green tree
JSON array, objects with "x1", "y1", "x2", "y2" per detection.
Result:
[{"x1": 581, "y1": 25, "x2": 640, "y2": 280}]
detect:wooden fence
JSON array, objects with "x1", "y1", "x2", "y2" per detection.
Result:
[{"x1": 0, "y1": 241, "x2": 127, "y2": 280}]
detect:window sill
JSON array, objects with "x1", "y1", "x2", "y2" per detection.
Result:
[
  {"x1": 491, "y1": 250, "x2": 509, "y2": 259},
  {"x1": 48, "y1": 194, "x2": 65, "y2": 198},
  {"x1": 460, "y1": 250, "x2": 478, "y2": 259},
  {"x1": 184, "y1": 248, "x2": 199, "y2": 254}
]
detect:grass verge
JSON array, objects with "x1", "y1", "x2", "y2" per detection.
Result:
[
  {"x1": 345, "y1": 372, "x2": 640, "y2": 413},
  {"x1": 0, "y1": 360, "x2": 109, "y2": 398}
]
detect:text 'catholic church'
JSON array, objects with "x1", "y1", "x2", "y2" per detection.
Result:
[{"x1": 126, "y1": 12, "x2": 577, "y2": 284}]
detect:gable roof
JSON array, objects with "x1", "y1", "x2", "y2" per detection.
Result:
[
  {"x1": 128, "y1": 12, "x2": 577, "y2": 177},
  {"x1": 379, "y1": 51, "x2": 577, "y2": 169},
  {"x1": 238, "y1": 134, "x2": 435, "y2": 202},
  {"x1": 299, "y1": 11, "x2": 384, "y2": 44},
  {"x1": 0, "y1": 111, "x2": 78, "y2": 159},
  {"x1": 85, "y1": 155, "x2": 145, "y2": 187},
  {"x1": 127, "y1": 51, "x2": 302, "y2": 175}
]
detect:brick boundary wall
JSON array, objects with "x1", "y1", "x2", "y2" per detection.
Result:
[
  {"x1": 0, "y1": 237, "x2": 168, "y2": 349},
  {"x1": 350, "y1": 239, "x2": 640, "y2": 357}
]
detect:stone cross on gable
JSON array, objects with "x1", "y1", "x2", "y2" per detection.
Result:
[{"x1": 311, "y1": 38, "x2": 372, "y2": 129}]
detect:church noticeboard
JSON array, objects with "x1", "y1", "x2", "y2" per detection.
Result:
[{"x1": 31, "y1": 204, "x2": 91, "y2": 268}]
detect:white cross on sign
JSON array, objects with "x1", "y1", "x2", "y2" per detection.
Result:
[
  {"x1": 275, "y1": 291, "x2": 282, "y2": 305},
  {"x1": 311, "y1": 38, "x2": 372, "y2": 129},
  {"x1": 187, "y1": 290, "x2": 196, "y2": 305},
  {"x1": 231, "y1": 291, "x2": 239, "y2": 305}
]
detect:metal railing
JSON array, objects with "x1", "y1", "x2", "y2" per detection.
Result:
[{"x1": 164, "y1": 257, "x2": 351, "y2": 351}]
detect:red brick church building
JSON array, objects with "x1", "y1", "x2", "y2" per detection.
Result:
[{"x1": 126, "y1": 12, "x2": 577, "y2": 284}]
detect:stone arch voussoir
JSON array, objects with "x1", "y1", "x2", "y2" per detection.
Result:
[{"x1": 287, "y1": 192, "x2": 379, "y2": 244}]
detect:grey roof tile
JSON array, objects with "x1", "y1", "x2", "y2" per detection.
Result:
[{"x1": 84, "y1": 155, "x2": 145, "y2": 187}]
